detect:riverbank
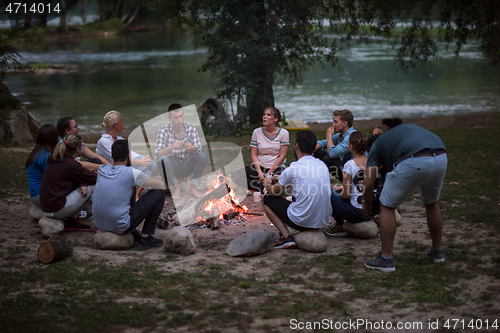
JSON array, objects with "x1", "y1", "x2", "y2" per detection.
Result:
[
  {"x1": 80, "y1": 111, "x2": 499, "y2": 144},
  {"x1": 15, "y1": 20, "x2": 171, "y2": 44}
]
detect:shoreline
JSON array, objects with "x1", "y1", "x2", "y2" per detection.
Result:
[{"x1": 81, "y1": 111, "x2": 499, "y2": 144}]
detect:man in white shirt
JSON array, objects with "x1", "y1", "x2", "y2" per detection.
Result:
[{"x1": 263, "y1": 130, "x2": 332, "y2": 249}]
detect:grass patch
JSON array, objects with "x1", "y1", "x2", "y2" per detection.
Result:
[
  {"x1": 1, "y1": 114, "x2": 500, "y2": 331},
  {"x1": 81, "y1": 18, "x2": 124, "y2": 33}
]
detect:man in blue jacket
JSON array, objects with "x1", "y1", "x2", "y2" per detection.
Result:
[{"x1": 314, "y1": 110, "x2": 356, "y2": 181}]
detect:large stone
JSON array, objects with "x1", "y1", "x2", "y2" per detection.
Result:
[
  {"x1": 372, "y1": 210, "x2": 403, "y2": 226},
  {"x1": 343, "y1": 221, "x2": 378, "y2": 239},
  {"x1": 226, "y1": 230, "x2": 274, "y2": 257},
  {"x1": 94, "y1": 232, "x2": 134, "y2": 250},
  {"x1": 163, "y1": 226, "x2": 196, "y2": 255},
  {"x1": 29, "y1": 204, "x2": 43, "y2": 221},
  {"x1": 38, "y1": 216, "x2": 64, "y2": 239},
  {"x1": 294, "y1": 229, "x2": 328, "y2": 253}
]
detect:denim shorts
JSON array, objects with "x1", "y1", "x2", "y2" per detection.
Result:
[{"x1": 380, "y1": 153, "x2": 447, "y2": 208}]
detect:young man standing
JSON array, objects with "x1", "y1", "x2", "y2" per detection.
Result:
[
  {"x1": 314, "y1": 110, "x2": 356, "y2": 181},
  {"x1": 93, "y1": 140, "x2": 165, "y2": 250},
  {"x1": 263, "y1": 130, "x2": 332, "y2": 249},
  {"x1": 362, "y1": 124, "x2": 447, "y2": 272},
  {"x1": 155, "y1": 104, "x2": 208, "y2": 201}
]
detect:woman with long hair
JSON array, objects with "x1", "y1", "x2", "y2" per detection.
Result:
[
  {"x1": 231, "y1": 107, "x2": 290, "y2": 193},
  {"x1": 25, "y1": 124, "x2": 59, "y2": 207},
  {"x1": 40, "y1": 134, "x2": 97, "y2": 231},
  {"x1": 56, "y1": 116, "x2": 110, "y2": 172},
  {"x1": 96, "y1": 110, "x2": 157, "y2": 200},
  {"x1": 326, "y1": 131, "x2": 373, "y2": 236}
]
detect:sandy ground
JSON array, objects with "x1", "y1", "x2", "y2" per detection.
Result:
[{"x1": 1, "y1": 112, "x2": 499, "y2": 331}]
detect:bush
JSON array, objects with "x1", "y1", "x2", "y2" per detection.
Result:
[{"x1": 82, "y1": 18, "x2": 124, "y2": 33}]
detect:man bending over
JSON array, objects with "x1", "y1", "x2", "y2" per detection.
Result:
[
  {"x1": 93, "y1": 140, "x2": 165, "y2": 250},
  {"x1": 362, "y1": 124, "x2": 447, "y2": 272},
  {"x1": 263, "y1": 130, "x2": 332, "y2": 249}
]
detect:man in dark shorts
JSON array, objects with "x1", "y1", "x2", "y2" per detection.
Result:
[
  {"x1": 263, "y1": 130, "x2": 332, "y2": 249},
  {"x1": 362, "y1": 124, "x2": 447, "y2": 272}
]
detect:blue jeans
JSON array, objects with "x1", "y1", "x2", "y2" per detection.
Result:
[
  {"x1": 330, "y1": 190, "x2": 371, "y2": 226},
  {"x1": 133, "y1": 154, "x2": 157, "y2": 177},
  {"x1": 158, "y1": 152, "x2": 208, "y2": 187}
]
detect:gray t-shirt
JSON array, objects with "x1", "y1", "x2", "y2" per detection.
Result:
[
  {"x1": 93, "y1": 165, "x2": 148, "y2": 234},
  {"x1": 367, "y1": 124, "x2": 446, "y2": 173}
]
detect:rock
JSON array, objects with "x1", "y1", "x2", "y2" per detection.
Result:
[
  {"x1": 343, "y1": 221, "x2": 378, "y2": 239},
  {"x1": 395, "y1": 210, "x2": 402, "y2": 226},
  {"x1": 226, "y1": 230, "x2": 274, "y2": 257},
  {"x1": 163, "y1": 226, "x2": 196, "y2": 255},
  {"x1": 38, "y1": 217, "x2": 64, "y2": 239},
  {"x1": 29, "y1": 204, "x2": 43, "y2": 221},
  {"x1": 294, "y1": 229, "x2": 328, "y2": 253},
  {"x1": 372, "y1": 210, "x2": 402, "y2": 226},
  {"x1": 3, "y1": 106, "x2": 37, "y2": 144},
  {"x1": 94, "y1": 232, "x2": 134, "y2": 250}
]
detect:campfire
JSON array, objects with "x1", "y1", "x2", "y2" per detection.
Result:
[{"x1": 159, "y1": 171, "x2": 253, "y2": 230}]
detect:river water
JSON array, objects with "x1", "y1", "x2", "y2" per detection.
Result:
[{"x1": 6, "y1": 32, "x2": 500, "y2": 134}]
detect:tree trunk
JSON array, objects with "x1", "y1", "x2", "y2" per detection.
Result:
[
  {"x1": 246, "y1": 0, "x2": 275, "y2": 128},
  {"x1": 247, "y1": 67, "x2": 274, "y2": 128},
  {"x1": 37, "y1": 235, "x2": 73, "y2": 264}
]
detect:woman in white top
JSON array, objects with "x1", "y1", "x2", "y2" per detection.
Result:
[
  {"x1": 232, "y1": 107, "x2": 290, "y2": 193},
  {"x1": 96, "y1": 111, "x2": 156, "y2": 200},
  {"x1": 326, "y1": 131, "x2": 372, "y2": 236}
]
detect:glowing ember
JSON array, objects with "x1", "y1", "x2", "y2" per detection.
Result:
[{"x1": 200, "y1": 171, "x2": 247, "y2": 220}]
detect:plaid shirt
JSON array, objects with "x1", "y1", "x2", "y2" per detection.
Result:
[{"x1": 155, "y1": 123, "x2": 203, "y2": 160}]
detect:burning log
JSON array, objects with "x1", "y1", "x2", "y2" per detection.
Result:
[
  {"x1": 223, "y1": 209, "x2": 240, "y2": 220},
  {"x1": 210, "y1": 215, "x2": 220, "y2": 230},
  {"x1": 177, "y1": 184, "x2": 231, "y2": 226}
]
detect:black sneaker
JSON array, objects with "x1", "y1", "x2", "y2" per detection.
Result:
[
  {"x1": 64, "y1": 218, "x2": 92, "y2": 231},
  {"x1": 364, "y1": 254, "x2": 396, "y2": 272},
  {"x1": 130, "y1": 229, "x2": 142, "y2": 242},
  {"x1": 427, "y1": 249, "x2": 445, "y2": 263},
  {"x1": 274, "y1": 235, "x2": 297, "y2": 249},
  {"x1": 137, "y1": 235, "x2": 164, "y2": 250}
]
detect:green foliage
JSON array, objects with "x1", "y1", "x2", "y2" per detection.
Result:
[
  {"x1": 326, "y1": 0, "x2": 500, "y2": 69},
  {"x1": 82, "y1": 18, "x2": 124, "y2": 33},
  {"x1": 155, "y1": 0, "x2": 499, "y2": 128},
  {"x1": 156, "y1": 0, "x2": 339, "y2": 127},
  {"x1": 0, "y1": 21, "x2": 31, "y2": 82}
]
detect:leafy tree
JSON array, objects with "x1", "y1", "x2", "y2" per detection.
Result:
[
  {"x1": 0, "y1": 21, "x2": 31, "y2": 109},
  {"x1": 157, "y1": 0, "x2": 499, "y2": 128},
  {"x1": 157, "y1": 0, "x2": 337, "y2": 127},
  {"x1": 96, "y1": 0, "x2": 147, "y2": 28}
]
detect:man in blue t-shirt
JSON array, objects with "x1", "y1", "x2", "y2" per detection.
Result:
[
  {"x1": 93, "y1": 140, "x2": 165, "y2": 250},
  {"x1": 361, "y1": 124, "x2": 447, "y2": 272}
]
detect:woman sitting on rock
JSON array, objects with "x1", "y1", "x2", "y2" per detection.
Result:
[
  {"x1": 40, "y1": 134, "x2": 97, "y2": 231},
  {"x1": 231, "y1": 107, "x2": 290, "y2": 193},
  {"x1": 326, "y1": 131, "x2": 372, "y2": 237},
  {"x1": 25, "y1": 124, "x2": 59, "y2": 207},
  {"x1": 96, "y1": 110, "x2": 157, "y2": 200},
  {"x1": 56, "y1": 116, "x2": 110, "y2": 172}
]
